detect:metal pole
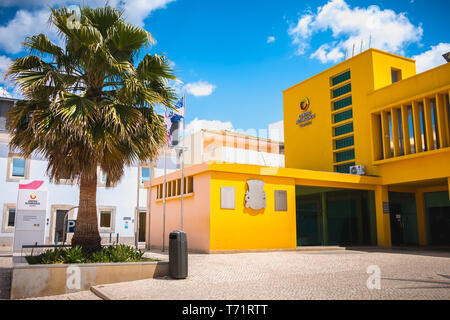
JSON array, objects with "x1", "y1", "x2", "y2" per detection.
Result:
[
  {"x1": 136, "y1": 162, "x2": 140, "y2": 245},
  {"x1": 180, "y1": 94, "x2": 186, "y2": 231},
  {"x1": 162, "y1": 145, "x2": 167, "y2": 252},
  {"x1": 147, "y1": 164, "x2": 152, "y2": 250}
]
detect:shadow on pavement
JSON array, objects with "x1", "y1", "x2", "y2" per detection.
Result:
[{"x1": 346, "y1": 246, "x2": 450, "y2": 258}]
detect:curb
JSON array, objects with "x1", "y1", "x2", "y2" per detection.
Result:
[{"x1": 90, "y1": 286, "x2": 112, "y2": 300}]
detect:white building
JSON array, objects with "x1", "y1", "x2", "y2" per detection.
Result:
[{"x1": 0, "y1": 97, "x2": 179, "y2": 247}]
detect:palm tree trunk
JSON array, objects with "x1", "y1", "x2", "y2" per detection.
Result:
[{"x1": 71, "y1": 170, "x2": 101, "y2": 252}]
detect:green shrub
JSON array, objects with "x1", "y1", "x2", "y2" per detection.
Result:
[
  {"x1": 64, "y1": 246, "x2": 85, "y2": 263},
  {"x1": 26, "y1": 245, "x2": 149, "y2": 264},
  {"x1": 40, "y1": 248, "x2": 65, "y2": 264}
]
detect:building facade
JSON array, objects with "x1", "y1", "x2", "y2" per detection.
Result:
[
  {"x1": 181, "y1": 129, "x2": 284, "y2": 168},
  {"x1": 146, "y1": 48, "x2": 450, "y2": 252}
]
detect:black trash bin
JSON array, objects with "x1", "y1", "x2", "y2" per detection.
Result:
[{"x1": 169, "y1": 230, "x2": 188, "y2": 279}]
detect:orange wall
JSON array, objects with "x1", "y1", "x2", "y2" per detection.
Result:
[{"x1": 147, "y1": 172, "x2": 211, "y2": 253}]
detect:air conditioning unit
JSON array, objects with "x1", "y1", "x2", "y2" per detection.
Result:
[{"x1": 349, "y1": 165, "x2": 365, "y2": 175}]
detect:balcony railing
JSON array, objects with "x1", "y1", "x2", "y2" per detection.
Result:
[{"x1": 371, "y1": 89, "x2": 450, "y2": 162}]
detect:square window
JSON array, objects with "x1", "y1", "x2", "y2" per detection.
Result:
[
  {"x1": 100, "y1": 211, "x2": 111, "y2": 228},
  {"x1": 141, "y1": 167, "x2": 150, "y2": 184}
]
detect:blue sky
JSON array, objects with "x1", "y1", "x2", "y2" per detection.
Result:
[{"x1": 0, "y1": 0, "x2": 449, "y2": 135}]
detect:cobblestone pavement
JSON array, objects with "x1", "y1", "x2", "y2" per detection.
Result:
[
  {"x1": 3, "y1": 248, "x2": 450, "y2": 300},
  {"x1": 92, "y1": 249, "x2": 450, "y2": 300}
]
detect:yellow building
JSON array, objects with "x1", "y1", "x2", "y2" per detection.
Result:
[{"x1": 146, "y1": 48, "x2": 450, "y2": 252}]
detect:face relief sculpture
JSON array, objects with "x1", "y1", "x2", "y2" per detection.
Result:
[{"x1": 245, "y1": 180, "x2": 266, "y2": 210}]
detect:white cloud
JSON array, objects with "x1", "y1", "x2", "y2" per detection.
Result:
[
  {"x1": 119, "y1": 0, "x2": 176, "y2": 27},
  {"x1": 288, "y1": 0, "x2": 423, "y2": 63},
  {"x1": 310, "y1": 44, "x2": 344, "y2": 63},
  {"x1": 0, "y1": 55, "x2": 13, "y2": 82},
  {"x1": 185, "y1": 118, "x2": 234, "y2": 135},
  {"x1": 413, "y1": 43, "x2": 450, "y2": 73},
  {"x1": 0, "y1": 9, "x2": 56, "y2": 54},
  {"x1": 0, "y1": 0, "x2": 176, "y2": 54},
  {"x1": 184, "y1": 81, "x2": 216, "y2": 97},
  {"x1": 0, "y1": 87, "x2": 12, "y2": 98},
  {"x1": 267, "y1": 36, "x2": 276, "y2": 44}
]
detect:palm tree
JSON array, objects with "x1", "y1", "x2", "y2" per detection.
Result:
[{"x1": 6, "y1": 6, "x2": 177, "y2": 252}]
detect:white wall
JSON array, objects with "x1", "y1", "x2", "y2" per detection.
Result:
[{"x1": 0, "y1": 140, "x2": 177, "y2": 245}]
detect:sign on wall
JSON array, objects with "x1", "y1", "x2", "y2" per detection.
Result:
[
  {"x1": 245, "y1": 180, "x2": 266, "y2": 210},
  {"x1": 13, "y1": 180, "x2": 48, "y2": 251},
  {"x1": 221, "y1": 186, "x2": 236, "y2": 209},
  {"x1": 296, "y1": 97, "x2": 316, "y2": 128}
]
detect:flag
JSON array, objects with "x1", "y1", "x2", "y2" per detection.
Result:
[
  {"x1": 164, "y1": 109, "x2": 172, "y2": 146},
  {"x1": 169, "y1": 97, "x2": 184, "y2": 123}
]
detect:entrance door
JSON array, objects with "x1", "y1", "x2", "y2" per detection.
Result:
[
  {"x1": 389, "y1": 203, "x2": 404, "y2": 246},
  {"x1": 138, "y1": 211, "x2": 146, "y2": 242},
  {"x1": 388, "y1": 192, "x2": 419, "y2": 246},
  {"x1": 55, "y1": 209, "x2": 68, "y2": 243},
  {"x1": 428, "y1": 206, "x2": 450, "y2": 245}
]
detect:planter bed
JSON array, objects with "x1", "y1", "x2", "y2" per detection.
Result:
[{"x1": 11, "y1": 254, "x2": 169, "y2": 299}]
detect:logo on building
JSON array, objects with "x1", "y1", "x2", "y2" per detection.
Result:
[
  {"x1": 245, "y1": 180, "x2": 266, "y2": 210},
  {"x1": 30, "y1": 193, "x2": 37, "y2": 200},
  {"x1": 296, "y1": 97, "x2": 316, "y2": 128},
  {"x1": 300, "y1": 97, "x2": 310, "y2": 111}
]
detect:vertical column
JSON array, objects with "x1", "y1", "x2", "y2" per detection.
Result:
[
  {"x1": 381, "y1": 111, "x2": 391, "y2": 159},
  {"x1": 448, "y1": 177, "x2": 450, "y2": 202},
  {"x1": 321, "y1": 192, "x2": 328, "y2": 245},
  {"x1": 375, "y1": 186, "x2": 392, "y2": 248},
  {"x1": 423, "y1": 97, "x2": 434, "y2": 151},
  {"x1": 412, "y1": 101, "x2": 423, "y2": 153},
  {"x1": 371, "y1": 114, "x2": 383, "y2": 160},
  {"x1": 356, "y1": 197, "x2": 364, "y2": 244},
  {"x1": 415, "y1": 190, "x2": 427, "y2": 246},
  {"x1": 435, "y1": 93, "x2": 448, "y2": 148},
  {"x1": 445, "y1": 92, "x2": 450, "y2": 145},
  {"x1": 391, "y1": 107, "x2": 400, "y2": 157},
  {"x1": 401, "y1": 104, "x2": 411, "y2": 155}
]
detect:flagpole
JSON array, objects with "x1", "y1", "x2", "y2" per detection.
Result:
[
  {"x1": 162, "y1": 108, "x2": 168, "y2": 252},
  {"x1": 180, "y1": 94, "x2": 186, "y2": 231}
]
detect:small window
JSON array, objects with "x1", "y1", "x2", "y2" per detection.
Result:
[
  {"x1": 8, "y1": 208, "x2": 15, "y2": 227},
  {"x1": 7, "y1": 155, "x2": 29, "y2": 181},
  {"x1": 333, "y1": 96, "x2": 352, "y2": 111},
  {"x1": 100, "y1": 211, "x2": 111, "y2": 228},
  {"x1": 141, "y1": 167, "x2": 150, "y2": 184},
  {"x1": 335, "y1": 136, "x2": 354, "y2": 150},
  {"x1": 12, "y1": 158, "x2": 26, "y2": 177},
  {"x1": 334, "y1": 123, "x2": 354, "y2": 136},
  {"x1": 391, "y1": 68, "x2": 402, "y2": 83},
  {"x1": 331, "y1": 70, "x2": 351, "y2": 86},
  {"x1": 332, "y1": 83, "x2": 352, "y2": 98},
  {"x1": 335, "y1": 149, "x2": 355, "y2": 163},
  {"x1": 188, "y1": 176, "x2": 194, "y2": 193},
  {"x1": 2, "y1": 204, "x2": 16, "y2": 233},
  {"x1": 334, "y1": 109, "x2": 353, "y2": 123}
]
